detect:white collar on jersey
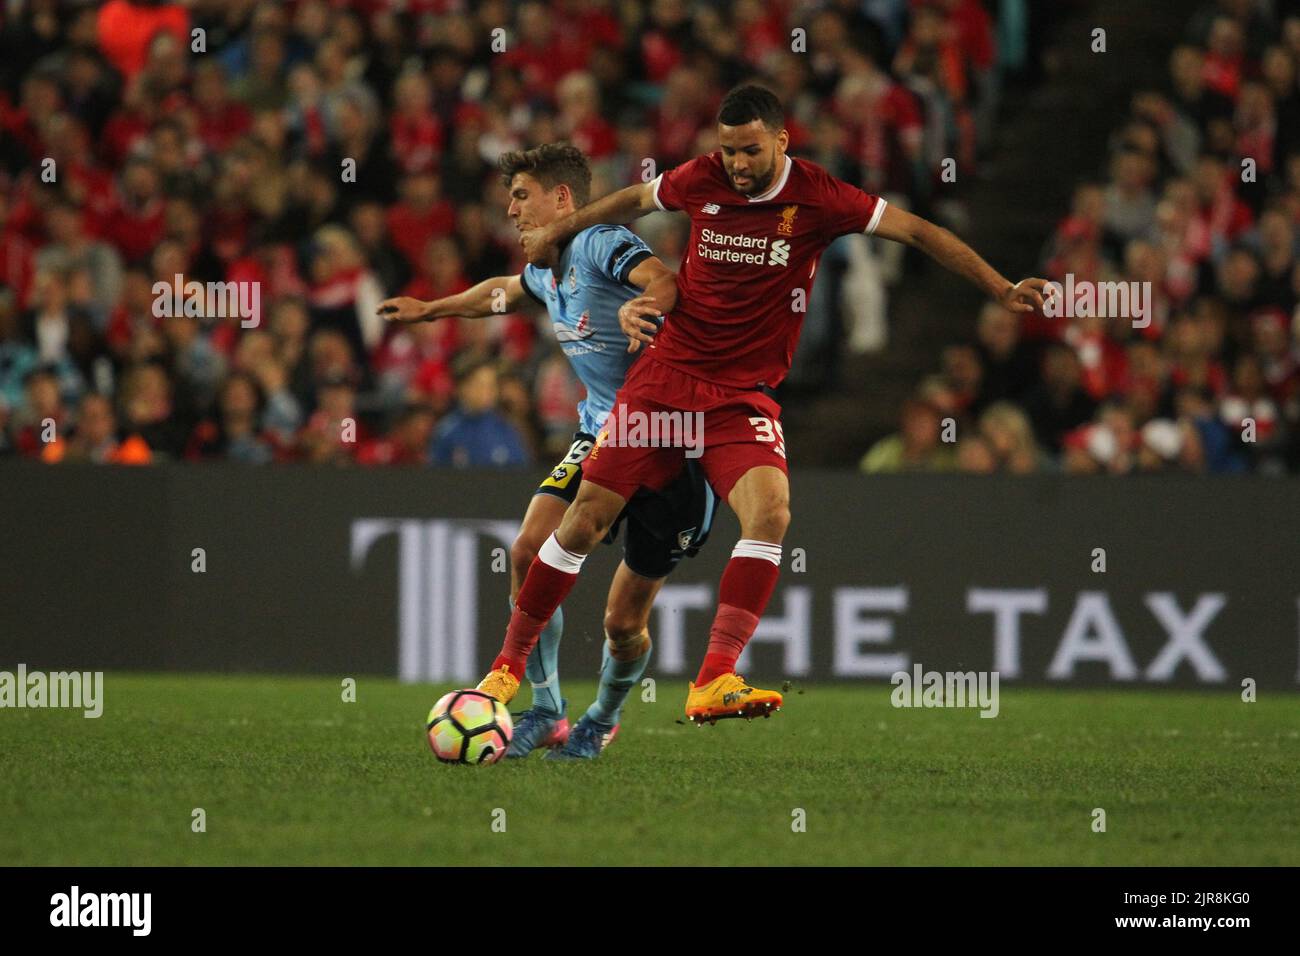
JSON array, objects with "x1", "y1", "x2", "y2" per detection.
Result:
[{"x1": 745, "y1": 154, "x2": 793, "y2": 202}]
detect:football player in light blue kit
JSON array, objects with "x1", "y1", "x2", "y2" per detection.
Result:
[{"x1": 379, "y1": 143, "x2": 715, "y2": 759}]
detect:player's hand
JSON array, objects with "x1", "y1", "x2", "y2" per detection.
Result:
[
  {"x1": 999, "y1": 278, "x2": 1054, "y2": 314},
  {"x1": 619, "y1": 296, "x2": 662, "y2": 353},
  {"x1": 520, "y1": 224, "x2": 559, "y2": 267},
  {"x1": 376, "y1": 297, "x2": 430, "y2": 324}
]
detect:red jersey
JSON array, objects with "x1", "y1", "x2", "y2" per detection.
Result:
[{"x1": 650, "y1": 152, "x2": 885, "y2": 388}]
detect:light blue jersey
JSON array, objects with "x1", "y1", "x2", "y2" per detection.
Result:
[{"x1": 520, "y1": 224, "x2": 654, "y2": 437}]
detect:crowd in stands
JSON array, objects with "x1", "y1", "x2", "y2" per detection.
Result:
[
  {"x1": 865, "y1": 0, "x2": 1300, "y2": 475},
  {"x1": 0, "y1": 0, "x2": 1019, "y2": 467}
]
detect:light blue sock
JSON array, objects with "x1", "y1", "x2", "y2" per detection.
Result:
[
  {"x1": 522, "y1": 603, "x2": 564, "y2": 716},
  {"x1": 586, "y1": 636, "x2": 650, "y2": 726}
]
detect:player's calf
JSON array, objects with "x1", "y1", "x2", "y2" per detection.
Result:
[
  {"x1": 509, "y1": 536, "x2": 539, "y2": 596},
  {"x1": 583, "y1": 627, "x2": 651, "y2": 727}
]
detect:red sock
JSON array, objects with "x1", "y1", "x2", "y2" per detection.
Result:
[
  {"x1": 491, "y1": 536, "x2": 585, "y2": 676},
  {"x1": 696, "y1": 543, "x2": 782, "y2": 685}
]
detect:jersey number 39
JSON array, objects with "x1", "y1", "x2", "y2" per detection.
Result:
[{"x1": 749, "y1": 417, "x2": 787, "y2": 459}]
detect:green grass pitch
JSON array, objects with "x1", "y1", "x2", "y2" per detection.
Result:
[{"x1": 2, "y1": 674, "x2": 1297, "y2": 866}]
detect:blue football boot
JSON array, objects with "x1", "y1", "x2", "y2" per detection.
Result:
[
  {"x1": 543, "y1": 714, "x2": 619, "y2": 761},
  {"x1": 506, "y1": 699, "x2": 569, "y2": 758}
]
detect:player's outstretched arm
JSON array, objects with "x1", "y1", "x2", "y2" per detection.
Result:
[
  {"x1": 872, "y1": 204, "x2": 1052, "y2": 313},
  {"x1": 377, "y1": 275, "x2": 526, "y2": 324},
  {"x1": 521, "y1": 182, "x2": 659, "y2": 267},
  {"x1": 619, "y1": 256, "x2": 677, "y2": 354}
]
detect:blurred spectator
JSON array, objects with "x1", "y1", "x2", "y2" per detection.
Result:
[
  {"x1": 117, "y1": 361, "x2": 187, "y2": 459},
  {"x1": 0, "y1": 193, "x2": 36, "y2": 308},
  {"x1": 11, "y1": 365, "x2": 66, "y2": 457},
  {"x1": 955, "y1": 434, "x2": 998, "y2": 473},
  {"x1": 42, "y1": 392, "x2": 124, "y2": 464},
  {"x1": 859, "y1": 396, "x2": 956, "y2": 473},
  {"x1": 357, "y1": 403, "x2": 436, "y2": 466},
  {"x1": 430, "y1": 357, "x2": 529, "y2": 468},
  {"x1": 1062, "y1": 401, "x2": 1139, "y2": 475},
  {"x1": 1023, "y1": 342, "x2": 1098, "y2": 454},
  {"x1": 349, "y1": 200, "x2": 408, "y2": 296},
  {"x1": 187, "y1": 371, "x2": 274, "y2": 464},
  {"x1": 305, "y1": 224, "x2": 384, "y2": 360},
  {"x1": 978, "y1": 401, "x2": 1049, "y2": 473},
  {"x1": 297, "y1": 371, "x2": 367, "y2": 464},
  {"x1": 974, "y1": 302, "x2": 1039, "y2": 408},
  {"x1": 1103, "y1": 149, "x2": 1158, "y2": 247},
  {"x1": 385, "y1": 169, "x2": 456, "y2": 273},
  {"x1": 34, "y1": 198, "x2": 123, "y2": 315},
  {"x1": 0, "y1": 291, "x2": 37, "y2": 410},
  {"x1": 23, "y1": 269, "x2": 99, "y2": 401}
]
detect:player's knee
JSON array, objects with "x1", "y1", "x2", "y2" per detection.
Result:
[
  {"x1": 744, "y1": 501, "x2": 790, "y2": 542},
  {"x1": 603, "y1": 607, "x2": 644, "y2": 643},
  {"x1": 603, "y1": 616, "x2": 650, "y2": 659},
  {"x1": 769, "y1": 503, "x2": 792, "y2": 539}
]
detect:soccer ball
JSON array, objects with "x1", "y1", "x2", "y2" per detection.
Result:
[{"x1": 426, "y1": 690, "x2": 514, "y2": 765}]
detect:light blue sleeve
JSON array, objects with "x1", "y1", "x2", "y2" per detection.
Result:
[
  {"x1": 580, "y1": 226, "x2": 654, "y2": 288},
  {"x1": 519, "y1": 266, "x2": 547, "y2": 304}
]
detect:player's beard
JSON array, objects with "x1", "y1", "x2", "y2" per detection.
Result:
[{"x1": 732, "y1": 153, "x2": 776, "y2": 195}]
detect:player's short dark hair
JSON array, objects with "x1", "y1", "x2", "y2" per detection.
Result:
[
  {"x1": 497, "y1": 143, "x2": 592, "y2": 206},
  {"x1": 717, "y1": 85, "x2": 785, "y2": 132}
]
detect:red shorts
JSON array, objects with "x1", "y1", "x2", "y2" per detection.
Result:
[{"x1": 583, "y1": 357, "x2": 788, "y2": 502}]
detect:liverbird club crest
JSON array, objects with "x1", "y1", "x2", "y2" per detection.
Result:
[{"x1": 777, "y1": 204, "x2": 799, "y2": 235}]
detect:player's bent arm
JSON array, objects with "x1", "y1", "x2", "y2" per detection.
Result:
[
  {"x1": 533, "y1": 183, "x2": 658, "y2": 255},
  {"x1": 378, "y1": 275, "x2": 525, "y2": 323},
  {"x1": 618, "y1": 257, "x2": 677, "y2": 353},
  {"x1": 626, "y1": 256, "x2": 678, "y2": 314}
]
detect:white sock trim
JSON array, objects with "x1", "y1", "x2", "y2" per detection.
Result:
[
  {"x1": 538, "y1": 532, "x2": 587, "y2": 574},
  {"x1": 732, "y1": 539, "x2": 782, "y2": 566}
]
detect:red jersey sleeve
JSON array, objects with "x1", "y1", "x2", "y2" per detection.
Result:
[
  {"x1": 652, "y1": 154, "x2": 711, "y2": 212},
  {"x1": 818, "y1": 169, "x2": 888, "y2": 238}
]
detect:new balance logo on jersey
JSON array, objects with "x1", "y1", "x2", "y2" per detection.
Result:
[
  {"x1": 768, "y1": 239, "x2": 791, "y2": 267},
  {"x1": 701, "y1": 203, "x2": 720, "y2": 214}
]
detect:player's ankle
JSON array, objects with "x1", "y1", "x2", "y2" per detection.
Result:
[
  {"x1": 491, "y1": 655, "x2": 526, "y2": 677},
  {"x1": 695, "y1": 654, "x2": 734, "y2": 686}
]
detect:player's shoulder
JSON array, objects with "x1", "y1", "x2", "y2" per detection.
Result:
[
  {"x1": 520, "y1": 261, "x2": 554, "y2": 298},
  {"x1": 569, "y1": 222, "x2": 650, "y2": 282},
  {"x1": 572, "y1": 223, "x2": 647, "y2": 267},
  {"x1": 574, "y1": 222, "x2": 640, "y2": 245},
  {"x1": 666, "y1": 150, "x2": 725, "y2": 183},
  {"x1": 788, "y1": 155, "x2": 845, "y2": 191},
  {"x1": 786, "y1": 155, "x2": 874, "y2": 204}
]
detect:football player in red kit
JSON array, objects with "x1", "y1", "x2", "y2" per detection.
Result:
[{"x1": 479, "y1": 85, "x2": 1052, "y2": 723}]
